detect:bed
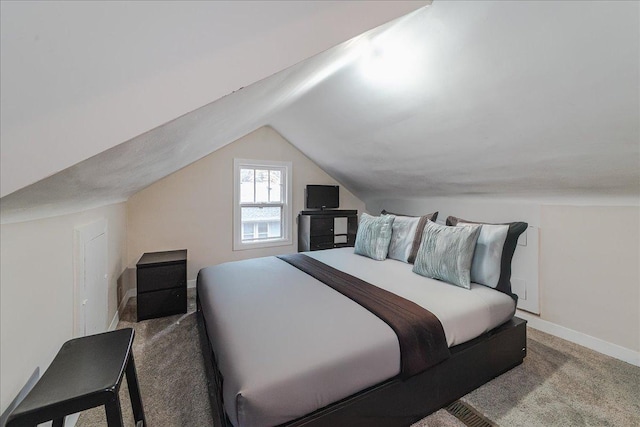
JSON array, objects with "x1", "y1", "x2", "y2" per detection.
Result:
[{"x1": 197, "y1": 214, "x2": 528, "y2": 427}]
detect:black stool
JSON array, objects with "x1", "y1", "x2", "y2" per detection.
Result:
[{"x1": 6, "y1": 328, "x2": 146, "y2": 427}]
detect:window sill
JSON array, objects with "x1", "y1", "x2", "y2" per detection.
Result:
[{"x1": 233, "y1": 237, "x2": 292, "y2": 251}]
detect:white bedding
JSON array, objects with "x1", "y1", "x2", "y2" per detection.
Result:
[
  {"x1": 197, "y1": 248, "x2": 516, "y2": 427},
  {"x1": 307, "y1": 248, "x2": 516, "y2": 347}
]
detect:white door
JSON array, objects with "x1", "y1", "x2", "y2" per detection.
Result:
[{"x1": 74, "y1": 219, "x2": 108, "y2": 336}]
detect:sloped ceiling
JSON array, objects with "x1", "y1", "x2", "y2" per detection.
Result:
[
  {"x1": 271, "y1": 0, "x2": 640, "y2": 203},
  {"x1": 1, "y1": 1, "x2": 638, "y2": 223},
  {"x1": 0, "y1": 0, "x2": 427, "y2": 197}
]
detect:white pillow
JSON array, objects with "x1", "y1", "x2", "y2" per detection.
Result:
[
  {"x1": 381, "y1": 210, "x2": 438, "y2": 263},
  {"x1": 386, "y1": 216, "x2": 421, "y2": 262},
  {"x1": 458, "y1": 222, "x2": 509, "y2": 288}
]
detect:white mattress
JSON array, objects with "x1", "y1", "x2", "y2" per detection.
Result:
[{"x1": 197, "y1": 248, "x2": 516, "y2": 427}]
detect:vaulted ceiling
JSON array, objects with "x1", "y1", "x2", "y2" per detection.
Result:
[
  {"x1": 1, "y1": 1, "x2": 638, "y2": 223},
  {"x1": 271, "y1": 1, "x2": 640, "y2": 203}
]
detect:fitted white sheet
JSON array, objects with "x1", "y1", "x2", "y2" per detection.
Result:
[
  {"x1": 197, "y1": 248, "x2": 515, "y2": 427},
  {"x1": 308, "y1": 248, "x2": 516, "y2": 347}
]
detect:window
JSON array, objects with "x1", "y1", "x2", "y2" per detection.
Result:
[{"x1": 234, "y1": 159, "x2": 292, "y2": 250}]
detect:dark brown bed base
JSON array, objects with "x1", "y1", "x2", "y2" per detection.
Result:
[{"x1": 197, "y1": 295, "x2": 527, "y2": 427}]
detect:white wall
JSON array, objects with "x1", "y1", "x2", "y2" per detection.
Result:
[
  {"x1": 127, "y1": 126, "x2": 366, "y2": 280},
  {"x1": 539, "y1": 205, "x2": 639, "y2": 353},
  {"x1": 367, "y1": 196, "x2": 639, "y2": 358},
  {"x1": 0, "y1": 203, "x2": 127, "y2": 414}
]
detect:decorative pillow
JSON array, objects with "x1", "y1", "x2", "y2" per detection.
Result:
[
  {"x1": 381, "y1": 210, "x2": 438, "y2": 263},
  {"x1": 412, "y1": 221, "x2": 481, "y2": 289},
  {"x1": 354, "y1": 213, "x2": 395, "y2": 261},
  {"x1": 456, "y1": 223, "x2": 509, "y2": 288},
  {"x1": 446, "y1": 216, "x2": 528, "y2": 295}
]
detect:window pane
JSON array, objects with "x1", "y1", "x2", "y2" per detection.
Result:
[
  {"x1": 269, "y1": 170, "x2": 282, "y2": 203},
  {"x1": 242, "y1": 223, "x2": 254, "y2": 240},
  {"x1": 267, "y1": 221, "x2": 281, "y2": 238},
  {"x1": 240, "y1": 168, "x2": 255, "y2": 203},
  {"x1": 257, "y1": 222, "x2": 268, "y2": 238},
  {"x1": 254, "y1": 169, "x2": 269, "y2": 203},
  {"x1": 241, "y1": 206, "x2": 282, "y2": 241}
]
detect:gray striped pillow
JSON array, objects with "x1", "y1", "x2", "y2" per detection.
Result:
[
  {"x1": 381, "y1": 210, "x2": 438, "y2": 263},
  {"x1": 354, "y1": 213, "x2": 395, "y2": 260},
  {"x1": 413, "y1": 221, "x2": 481, "y2": 289}
]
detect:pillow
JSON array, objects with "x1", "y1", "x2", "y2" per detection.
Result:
[
  {"x1": 412, "y1": 221, "x2": 481, "y2": 289},
  {"x1": 456, "y1": 222, "x2": 509, "y2": 288},
  {"x1": 354, "y1": 213, "x2": 395, "y2": 261},
  {"x1": 381, "y1": 210, "x2": 438, "y2": 263},
  {"x1": 446, "y1": 216, "x2": 528, "y2": 295}
]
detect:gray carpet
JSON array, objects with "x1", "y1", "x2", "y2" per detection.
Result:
[
  {"x1": 76, "y1": 290, "x2": 213, "y2": 426},
  {"x1": 77, "y1": 291, "x2": 639, "y2": 426},
  {"x1": 461, "y1": 328, "x2": 640, "y2": 427}
]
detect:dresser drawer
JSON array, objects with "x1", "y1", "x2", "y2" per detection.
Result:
[
  {"x1": 310, "y1": 235, "x2": 335, "y2": 250},
  {"x1": 137, "y1": 287, "x2": 187, "y2": 321},
  {"x1": 137, "y1": 262, "x2": 186, "y2": 293},
  {"x1": 310, "y1": 217, "x2": 334, "y2": 236}
]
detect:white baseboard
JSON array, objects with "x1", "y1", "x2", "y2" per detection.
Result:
[
  {"x1": 120, "y1": 289, "x2": 136, "y2": 311},
  {"x1": 109, "y1": 289, "x2": 136, "y2": 331},
  {"x1": 516, "y1": 309, "x2": 640, "y2": 367},
  {"x1": 108, "y1": 310, "x2": 119, "y2": 332},
  {"x1": 187, "y1": 279, "x2": 197, "y2": 289}
]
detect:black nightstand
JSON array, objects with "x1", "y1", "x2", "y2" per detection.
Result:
[{"x1": 136, "y1": 249, "x2": 187, "y2": 321}]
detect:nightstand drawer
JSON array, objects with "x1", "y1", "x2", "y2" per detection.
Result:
[
  {"x1": 137, "y1": 263, "x2": 186, "y2": 293},
  {"x1": 137, "y1": 287, "x2": 187, "y2": 321}
]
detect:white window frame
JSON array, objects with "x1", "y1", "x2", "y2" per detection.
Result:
[{"x1": 233, "y1": 159, "x2": 292, "y2": 251}]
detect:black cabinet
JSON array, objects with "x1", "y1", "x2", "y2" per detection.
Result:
[
  {"x1": 298, "y1": 210, "x2": 358, "y2": 252},
  {"x1": 136, "y1": 249, "x2": 187, "y2": 321}
]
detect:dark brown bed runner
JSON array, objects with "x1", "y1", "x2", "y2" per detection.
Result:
[{"x1": 278, "y1": 254, "x2": 450, "y2": 379}]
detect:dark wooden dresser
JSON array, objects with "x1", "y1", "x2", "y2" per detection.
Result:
[
  {"x1": 136, "y1": 249, "x2": 187, "y2": 321},
  {"x1": 298, "y1": 210, "x2": 358, "y2": 252}
]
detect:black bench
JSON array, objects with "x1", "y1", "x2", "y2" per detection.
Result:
[{"x1": 7, "y1": 328, "x2": 146, "y2": 427}]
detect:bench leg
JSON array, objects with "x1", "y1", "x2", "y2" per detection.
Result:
[
  {"x1": 52, "y1": 417, "x2": 65, "y2": 427},
  {"x1": 105, "y1": 397, "x2": 124, "y2": 427},
  {"x1": 126, "y1": 352, "x2": 147, "y2": 426}
]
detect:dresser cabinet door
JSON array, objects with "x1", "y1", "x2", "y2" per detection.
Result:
[{"x1": 310, "y1": 217, "x2": 334, "y2": 236}]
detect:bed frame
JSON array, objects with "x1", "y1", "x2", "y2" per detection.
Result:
[{"x1": 197, "y1": 295, "x2": 526, "y2": 427}]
